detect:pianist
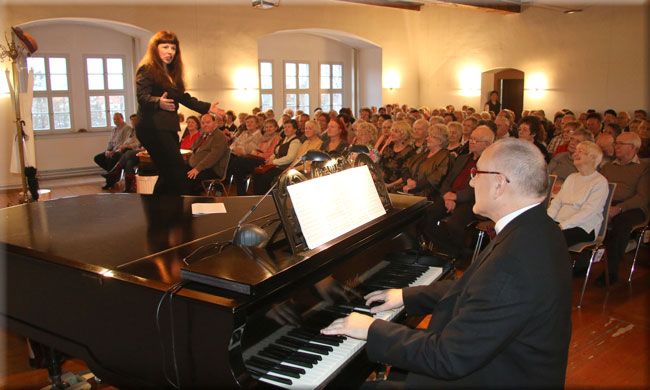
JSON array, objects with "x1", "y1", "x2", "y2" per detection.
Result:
[{"x1": 322, "y1": 138, "x2": 572, "y2": 389}]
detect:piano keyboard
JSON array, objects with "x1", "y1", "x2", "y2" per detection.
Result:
[{"x1": 243, "y1": 262, "x2": 443, "y2": 390}]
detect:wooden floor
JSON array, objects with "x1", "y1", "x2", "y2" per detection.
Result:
[{"x1": 0, "y1": 177, "x2": 649, "y2": 389}]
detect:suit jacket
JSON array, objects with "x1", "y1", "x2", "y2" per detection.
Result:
[
  {"x1": 135, "y1": 65, "x2": 210, "y2": 133},
  {"x1": 438, "y1": 152, "x2": 475, "y2": 204},
  {"x1": 189, "y1": 130, "x2": 229, "y2": 176},
  {"x1": 366, "y1": 205, "x2": 572, "y2": 388}
]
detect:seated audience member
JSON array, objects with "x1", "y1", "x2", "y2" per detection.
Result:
[
  {"x1": 629, "y1": 118, "x2": 641, "y2": 134},
  {"x1": 252, "y1": 119, "x2": 302, "y2": 194},
  {"x1": 446, "y1": 121, "x2": 467, "y2": 157},
  {"x1": 596, "y1": 133, "x2": 615, "y2": 167},
  {"x1": 214, "y1": 114, "x2": 232, "y2": 142},
  {"x1": 375, "y1": 119, "x2": 393, "y2": 152},
  {"x1": 603, "y1": 109, "x2": 617, "y2": 125},
  {"x1": 548, "y1": 141, "x2": 609, "y2": 251},
  {"x1": 616, "y1": 111, "x2": 631, "y2": 132},
  {"x1": 551, "y1": 120, "x2": 581, "y2": 158},
  {"x1": 398, "y1": 123, "x2": 452, "y2": 198},
  {"x1": 320, "y1": 117, "x2": 350, "y2": 154},
  {"x1": 230, "y1": 115, "x2": 263, "y2": 157},
  {"x1": 298, "y1": 113, "x2": 310, "y2": 140},
  {"x1": 603, "y1": 122, "x2": 622, "y2": 139},
  {"x1": 548, "y1": 113, "x2": 575, "y2": 156},
  {"x1": 101, "y1": 114, "x2": 142, "y2": 192},
  {"x1": 224, "y1": 110, "x2": 238, "y2": 138},
  {"x1": 461, "y1": 117, "x2": 478, "y2": 145},
  {"x1": 636, "y1": 119, "x2": 650, "y2": 158},
  {"x1": 578, "y1": 112, "x2": 588, "y2": 128},
  {"x1": 585, "y1": 112, "x2": 603, "y2": 138},
  {"x1": 494, "y1": 116, "x2": 511, "y2": 140},
  {"x1": 321, "y1": 138, "x2": 572, "y2": 390},
  {"x1": 237, "y1": 112, "x2": 248, "y2": 134},
  {"x1": 229, "y1": 119, "x2": 282, "y2": 195},
  {"x1": 429, "y1": 115, "x2": 444, "y2": 125},
  {"x1": 186, "y1": 113, "x2": 229, "y2": 195},
  {"x1": 381, "y1": 120, "x2": 416, "y2": 189},
  {"x1": 292, "y1": 120, "x2": 324, "y2": 172},
  {"x1": 94, "y1": 112, "x2": 132, "y2": 189},
  {"x1": 411, "y1": 119, "x2": 429, "y2": 154},
  {"x1": 548, "y1": 129, "x2": 594, "y2": 190},
  {"x1": 599, "y1": 132, "x2": 650, "y2": 285},
  {"x1": 317, "y1": 112, "x2": 329, "y2": 136},
  {"x1": 634, "y1": 109, "x2": 647, "y2": 120},
  {"x1": 350, "y1": 121, "x2": 380, "y2": 163},
  {"x1": 180, "y1": 115, "x2": 201, "y2": 150},
  {"x1": 265, "y1": 108, "x2": 275, "y2": 120},
  {"x1": 420, "y1": 125, "x2": 495, "y2": 258},
  {"x1": 517, "y1": 115, "x2": 549, "y2": 162}
]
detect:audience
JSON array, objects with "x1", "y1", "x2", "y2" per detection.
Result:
[
  {"x1": 180, "y1": 115, "x2": 201, "y2": 150},
  {"x1": 94, "y1": 112, "x2": 133, "y2": 189},
  {"x1": 517, "y1": 115, "x2": 549, "y2": 162},
  {"x1": 446, "y1": 121, "x2": 467, "y2": 157},
  {"x1": 252, "y1": 119, "x2": 302, "y2": 194},
  {"x1": 320, "y1": 117, "x2": 349, "y2": 154},
  {"x1": 381, "y1": 120, "x2": 416, "y2": 189},
  {"x1": 411, "y1": 119, "x2": 429, "y2": 154},
  {"x1": 548, "y1": 129, "x2": 594, "y2": 191},
  {"x1": 186, "y1": 113, "x2": 229, "y2": 195}
]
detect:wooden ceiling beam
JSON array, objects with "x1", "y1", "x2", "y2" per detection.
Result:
[
  {"x1": 338, "y1": 0, "x2": 425, "y2": 11},
  {"x1": 435, "y1": 0, "x2": 521, "y2": 14}
]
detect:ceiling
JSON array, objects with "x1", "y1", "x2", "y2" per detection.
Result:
[{"x1": 337, "y1": 0, "x2": 602, "y2": 14}]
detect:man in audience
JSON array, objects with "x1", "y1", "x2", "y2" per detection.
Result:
[
  {"x1": 596, "y1": 133, "x2": 615, "y2": 168},
  {"x1": 617, "y1": 111, "x2": 631, "y2": 132},
  {"x1": 462, "y1": 117, "x2": 478, "y2": 145},
  {"x1": 494, "y1": 116, "x2": 511, "y2": 140},
  {"x1": 359, "y1": 107, "x2": 372, "y2": 122},
  {"x1": 586, "y1": 112, "x2": 603, "y2": 138},
  {"x1": 186, "y1": 113, "x2": 229, "y2": 195},
  {"x1": 420, "y1": 125, "x2": 495, "y2": 259},
  {"x1": 599, "y1": 132, "x2": 650, "y2": 285},
  {"x1": 603, "y1": 109, "x2": 617, "y2": 125},
  {"x1": 634, "y1": 109, "x2": 647, "y2": 120},
  {"x1": 322, "y1": 138, "x2": 571, "y2": 389},
  {"x1": 548, "y1": 129, "x2": 594, "y2": 187},
  {"x1": 93, "y1": 112, "x2": 132, "y2": 189}
]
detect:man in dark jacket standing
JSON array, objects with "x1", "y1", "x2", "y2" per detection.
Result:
[{"x1": 322, "y1": 138, "x2": 572, "y2": 389}]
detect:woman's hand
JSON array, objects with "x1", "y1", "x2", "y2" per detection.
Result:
[
  {"x1": 159, "y1": 92, "x2": 175, "y2": 111},
  {"x1": 209, "y1": 101, "x2": 226, "y2": 117}
]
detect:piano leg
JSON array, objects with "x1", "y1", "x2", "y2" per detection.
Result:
[{"x1": 44, "y1": 346, "x2": 67, "y2": 390}]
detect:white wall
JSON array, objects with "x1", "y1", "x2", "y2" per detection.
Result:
[{"x1": 1, "y1": 1, "x2": 647, "y2": 188}]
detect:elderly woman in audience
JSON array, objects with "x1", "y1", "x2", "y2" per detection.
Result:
[
  {"x1": 398, "y1": 123, "x2": 452, "y2": 198},
  {"x1": 349, "y1": 121, "x2": 380, "y2": 163},
  {"x1": 412, "y1": 119, "x2": 429, "y2": 154},
  {"x1": 224, "y1": 110, "x2": 238, "y2": 138},
  {"x1": 228, "y1": 118, "x2": 282, "y2": 195},
  {"x1": 548, "y1": 140, "x2": 609, "y2": 263},
  {"x1": 230, "y1": 115, "x2": 263, "y2": 157},
  {"x1": 252, "y1": 119, "x2": 302, "y2": 194},
  {"x1": 381, "y1": 120, "x2": 416, "y2": 189},
  {"x1": 375, "y1": 119, "x2": 393, "y2": 152},
  {"x1": 180, "y1": 115, "x2": 201, "y2": 150},
  {"x1": 320, "y1": 117, "x2": 349, "y2": 154},
  {"x1": 517, "y1": 115, "x2": 550, "y2": 162},
  {"x1": 292, "y1": 119, "x2": 324, "y2": 173},
  {"x1": 446, "y1": 121, "x2": 467, "y2": 157}
]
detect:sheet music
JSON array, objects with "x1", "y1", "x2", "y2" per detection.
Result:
[
  {"x1": 191, "y1": 202, "x2": 227, "y2": 215},
  {"x1": 287, "y1": 166, "x2": 386, "y2": 249}
]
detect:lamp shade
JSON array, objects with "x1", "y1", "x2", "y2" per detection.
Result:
[{"x1": 11, "y1": 27, "x2": 38, "y2": 55}]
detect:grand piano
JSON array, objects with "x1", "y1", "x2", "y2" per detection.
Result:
[{"x1": 0, "y1": 192, "x2": 452, "y2": 389}]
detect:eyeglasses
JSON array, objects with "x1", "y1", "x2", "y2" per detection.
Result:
[
  {"x1": 613, "y1": 141, "x2": 635, "y2": 147},
  {"x1": 470, "y1": 167, "x2": 511, "y2": 183}
]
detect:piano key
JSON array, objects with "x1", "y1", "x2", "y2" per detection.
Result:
[
  {"x1": 266, "y1": 344, "x2": 322, "y2": 363},
  {"x1": 248, "y1": 368, "x2": 293, "y2": 386},
  {"x1": 247, "y1": 356, "x2": 305, "y2": 378},
  {"x1": 259, "y1": 350, "x2": 314, "y2": 369},
  {"x1": 277, "y1": 336, "x2": 333, "y2": 355}
]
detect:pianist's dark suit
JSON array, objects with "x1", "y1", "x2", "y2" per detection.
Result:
[{"x1": 366, "y1": 204, "x2": 572, "y2": 388}]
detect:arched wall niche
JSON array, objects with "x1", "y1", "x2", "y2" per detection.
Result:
[{"x1": 258, "y1": 28, "x2": 382, "y2": 115}]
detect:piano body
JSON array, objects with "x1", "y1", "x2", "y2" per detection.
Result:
[{"x1": 0, "y1": 193, "x2": 452, "y2": 389}]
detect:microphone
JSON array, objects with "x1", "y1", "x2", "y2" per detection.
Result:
[{"x1": 232, "y1": 150, "x2": 331, "y2": 247}]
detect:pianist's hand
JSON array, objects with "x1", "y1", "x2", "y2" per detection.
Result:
[
  {"x1": 320, "y1": 312, "x2": 375, "y2": 340},
  {"x1": 365, "y1": 289, "x2": 404, "y2": 313}
]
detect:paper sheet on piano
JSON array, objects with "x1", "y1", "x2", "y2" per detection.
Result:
[
  {"x1": 191, "y1": 202, "x2": 227, "y2": 215},
  {"x1": 287, "y1": 165, "x2": 386, "y2": 250}
]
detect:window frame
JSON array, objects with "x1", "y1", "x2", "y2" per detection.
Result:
[
  {"x1": 319, "y1": 62, "x2": 344, "y2": 113},
  {"x1": 259, "y1": 59, "x2": 274, "y2": 112},
  {"x1": 283, "y1": 60, "x2": 310, "y2": 114},
  {"x1": 83, "y1": 54, "x2": 128, "y2": 131},
  {"x1": 26, "y1": 54, "x2": 74, "y2": 134}
]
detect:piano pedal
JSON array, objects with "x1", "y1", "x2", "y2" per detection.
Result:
[{"x1": 369, "y1": 365, "x2": 389, "y2": 381}]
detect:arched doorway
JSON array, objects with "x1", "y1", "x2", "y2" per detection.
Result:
[{"x1": 482, "y1": 68, "x2": 524, "y2": 122}]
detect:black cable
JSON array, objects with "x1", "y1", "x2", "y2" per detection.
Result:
[
  {"x1": 155, "y1": 281, "x2": 186, "y2": 389},
  {"x1": 168, "y1": 282, "x2": 186, "y2": 389}
]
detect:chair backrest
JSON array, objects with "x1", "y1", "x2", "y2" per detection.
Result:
[
  {"x1": 543, "y1": 174, "x2": 557, "y2": 209},
  {"x1": 217, "y1": 149, "x2": 231, "y2": 180},
  {"x1": 595, "y1": 183, "x2": 617, "y2": 242}
]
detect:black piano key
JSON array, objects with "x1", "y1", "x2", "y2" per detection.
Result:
[
  {"x1": 259, "y1": 350, "x2": 314, "y2": 369},
  {"x1": 266, "y1": 343, "x2": 322, "y2": 362},
  {"x1": 288, "y1": 329, "x2": 341, "y2": 346},
  {"x1": 278, "y1": 336, "x2": 333, "y2": 355},
  {"x1": 249, "y1": 368, "x2": 293, "y2": 386},
  {"x1": 290, "y1": 327, "x2": 345, "y2": 343},
  {"x1": 248, "y1": 356, "x2": 305, "y2": 378}
]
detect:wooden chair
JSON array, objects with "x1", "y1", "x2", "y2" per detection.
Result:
[
  {"x1": 568, "y1": 182, "x2": 616, "y2": 309},
  {"x1": 627, "y1": 216, "x2": 650, "y2": 282},
  {"x1": 201, "y1": 151, "x2": 231, "y2": 197}
]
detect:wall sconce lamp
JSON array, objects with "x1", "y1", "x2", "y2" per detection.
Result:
[
  {"x1": 383, "y1": 70, "x2": 400, "y2": 91},
  {"x1": 458, "y1": 66, "x2": 481, "y2": 97},
  {"x1": 525, "y1": 73, "x2": 548, "y2": 98}
]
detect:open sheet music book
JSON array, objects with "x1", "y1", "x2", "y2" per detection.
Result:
[{"x1": 286, "y1": 165, "x2": 387, "y2": 250}]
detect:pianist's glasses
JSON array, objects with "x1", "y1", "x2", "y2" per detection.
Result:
[{"x1": 470, "y1": 167, "x2": 511, "y2": 183}]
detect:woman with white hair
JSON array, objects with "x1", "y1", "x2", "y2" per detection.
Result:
[
  {"x1": 548, "y1": 140, "x2": 609, "y2": 248},
  {"x1": 446, "y1": 121, "x2": 467, "y2": 157},
  {"x1": 399, "y1": 123, "x2": 453, "y2": 198}
]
